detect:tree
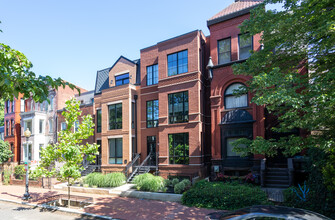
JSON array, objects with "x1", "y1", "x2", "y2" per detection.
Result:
[
  {"x1": 33, "y1": 98, "x2": 98, "y2": 207},
  {"x1": 0, "y1": 140, "x2": 13, "y2": 163},
  {"x1": 232, "y1": 0, "x2": 335, "y2": 189},
  {"x1": 1, "y1": 24, "x2": 78, "y2": 102}
]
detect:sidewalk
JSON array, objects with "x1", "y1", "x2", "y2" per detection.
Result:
[{"x1": 0, "y1": 184, "x2": 215, "y2": 219}]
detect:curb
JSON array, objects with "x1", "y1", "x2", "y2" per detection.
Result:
[{"x1": 0, "y1": 197, "x2": 118, "y2": 220}]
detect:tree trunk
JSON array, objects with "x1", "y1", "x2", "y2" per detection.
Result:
[{"x1": 67, "y1": 177, "x2": 70, "y2": 208}]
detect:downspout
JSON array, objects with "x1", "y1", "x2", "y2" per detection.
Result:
[{"x1": 134, "y1": 95, "x2": 138, "y2": 158}]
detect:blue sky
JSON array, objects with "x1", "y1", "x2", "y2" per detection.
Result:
[{"x1": 0, "y1": 1, "x2": 282, "y2": 91}]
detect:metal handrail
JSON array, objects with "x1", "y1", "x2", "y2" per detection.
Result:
[
  {"x1": 124, "y1": 153, "x2": 140, "y2": 179},
  {"x1": 126, "y1": 153, "x2": 152, "y2": 183}
]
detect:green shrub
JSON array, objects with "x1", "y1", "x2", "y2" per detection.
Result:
[
  {"x1": 180, "y1": 179, "x2": 191, "y2": 187},
  {"x1": 171, "y1": 178, "x2": 179, "y2": 187},
  {"x1": 174, "y1": 181, "x2": 186, "y2": 194},
  {"x1": 163, "y1": 178, "x2": 171, "y2": 187},
  {"x1": 133, "y1": 173, "x2": 165, "y2": 192},
  {"x1": 83, "y1": 172, "x2": 125, "y2": 188},
  {"x1": 14, "y1": 165, "x2": 25, "y2": 180},
  {"x1": 182, "y1": 180, "x2": 269, "y2": 210}
]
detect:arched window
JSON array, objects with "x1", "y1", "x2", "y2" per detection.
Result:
[{"x1": 224, "y1": 83, "x2": 248, "y2": 109}]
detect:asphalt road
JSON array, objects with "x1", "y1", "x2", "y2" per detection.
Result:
[{"x1": 0, "y1": 201, "x2": 103, "y2": 220}]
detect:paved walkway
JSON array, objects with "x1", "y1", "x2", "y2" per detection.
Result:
[{"x1": 0, "y1": 184, "x2": 215, "y2": 219}]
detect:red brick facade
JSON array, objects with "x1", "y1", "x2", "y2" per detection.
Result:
[{"x1": 4, "y1": 94, "x2": 23, "y2": 162}]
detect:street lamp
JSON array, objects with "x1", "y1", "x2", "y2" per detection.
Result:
[{"x1": 22, "y1": 128, "x2": 31, "y2": 200}]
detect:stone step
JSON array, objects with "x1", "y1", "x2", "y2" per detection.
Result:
[
  {"x1": 266, "y1": 175, "x2": 289, "y2": 180},
  {"x1": 265, "y1": 183, "x2": 290, "y2": 188},
  {"x1": 266, "y1": 179, "x2": 290, "y2": 185}
]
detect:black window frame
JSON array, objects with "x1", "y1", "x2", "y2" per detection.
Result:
[
  {"x1": 11, "y1": 100, "x2": 14, "y2": 113},
  {"x1": 11, "y1": 119, "x2": 14, "y2": 136},
  {"x1": 238, "y1": 33, "x2": 253, "y2": 60},
  {"x1": 146, "y1": 100, "x2": 159, "y2": 128},
  {"x1": 6, "y1": 120, "x2": 9, "y2": 136},
  {"x1": 224, "y1": 83, "x2": 248, "y2": 109},
  {"x1": 108, "y1": 138, "x2": 123, "y2": 164},
  {"x1": 96, "y1": 109, "x2": 101, "y2": 133},
  {"x1": 169, "y1": 133, "x2": 189, "y2": 165},
  {"x1": 218, "y1": 37, "x2": 231, "y2": 64},
  {"x1": 108, "y1": 103, "x2": 122, "y2": 130},
  {"x1": 168, "y1": 91, "x2": 189, "y2": 124},
  {"x1": 167, "y1": 50, "x2": 188, "y2": 76},
  {"x1": 115, "y1": 73, "x2": 130, "y2": 86},
  {"x1": 146, "y1": 64, "x2": 158, "y2": 86},
  {"x1": 6, "y1": 100, "x2": 10, "y2": 113}
]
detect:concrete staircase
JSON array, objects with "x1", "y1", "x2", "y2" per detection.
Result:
[{"x1": 264, "y1": 164, "x2": 290, "y2": 188}]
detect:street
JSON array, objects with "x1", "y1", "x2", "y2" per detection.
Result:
[{"x1": 0, "y1": 201, "x2": 102, "y2": 220}]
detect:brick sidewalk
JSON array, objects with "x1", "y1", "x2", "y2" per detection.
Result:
[{"x1": 0, "y1": 184, "x2": 215, "y2": 219}]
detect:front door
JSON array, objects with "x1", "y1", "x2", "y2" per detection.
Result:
[{"x1": 147, "y1": 136, "x2": 156, "y2": 166}]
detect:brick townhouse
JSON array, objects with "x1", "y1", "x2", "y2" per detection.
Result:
[
  {"x1": 94, "y1": 56, "x2": 141, "y2": 173},
  {"x1": 20, "y1": 85, "x2": 86, "y2": 167},
  {"x1": 3, "y1": 94, "x2": 24, "y2": 163},
  {"x1": 206, "y1": 0, "x2": 265, "y2": 176}
]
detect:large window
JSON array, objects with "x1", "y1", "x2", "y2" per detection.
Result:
[
  {"x1": 218, "y1": 38, "x2": 231, "y2": 64},
  {"x1": 6, "y1": 100, "x2": 10, "y2": 113},
  {"x1": 226, "y1": 138, "x2": 246, "y2": 157},
  {"x1": 20, "y1": 99, "x2": 25, "y2": 112},
  {"x1": 115, "y1": 73, "x2": 129, "y2": 86},
  {"x1": 11, "y1": 100, "x2": 14, "y2": 112},
  {"x1": 49, "y1": 119, "x2": 53, "y2": 133},
  {"x1": 169, "y1": 133, "x2": 189, "y2": 164},
  {"x1": 147, "y1": 64, "x2": 158, "y2": 86},
  {"x1": 11, "y1": 119, "x2": 14, "y2": 135},
  {"x1": 224, "y1": 83, "x2": 248, "y2": 109},
  {"x1": 167, "y1": 50, "x2": 188, "y2": 76},
  {"x1": 6, "y1": 121, "x2": 9, "y2": 136},
  {"x1": 96, "y1": 110, "x2": 101, "y2": 133},
  {"x1": 168, "y1": 91, "x2": 188, "y2": 124},
  {"x1": 147, "y1": 100, "x2": 159, "y2": 128},
  {"x1": 39, "y1": 119, "x2": 44, "y2": 134},
  {"x1": 61, "y1": 122, "x2": 67, "y2": 131},
  {"x1": 109, "y1": 138, "x2": 123, "y2": 164},
  {"x1": 25, "y1": 120, "x2": 32, "y2": 133},
  {"x1": 109, "y1": 103, "x2": 122, "y2": 130},
  {"x1": 239, "y1": 34, "x2": 253, "y2": 60}
]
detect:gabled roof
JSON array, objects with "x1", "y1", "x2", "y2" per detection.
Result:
[
  {"x1": 207, "y1": 0, "x2": 263, "y2": 26},
  {"x1": 94, "y1": 56, "x2": 141, "y2": 94}
]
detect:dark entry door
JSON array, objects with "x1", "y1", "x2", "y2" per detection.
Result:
[
  {"x1": 96, "y1": 140, "x2": 102, "y2": 165},
  {"x1": 147, "y1": 136, "x2": 156, "y2": 166}
]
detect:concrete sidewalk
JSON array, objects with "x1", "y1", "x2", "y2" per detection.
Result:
[{"x1": 0, "y1": 184, "x2": 215, "y2": 220}]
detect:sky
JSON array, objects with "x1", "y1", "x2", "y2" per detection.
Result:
[{"x1": 0, "y1": 1, "x2": 282, "y2": 91}]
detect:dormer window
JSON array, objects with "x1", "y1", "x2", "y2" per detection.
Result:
[{"x1": 115, "y1": 73, "x2": 129, "y2": 86}]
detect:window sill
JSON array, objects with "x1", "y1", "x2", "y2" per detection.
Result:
[
  {"x1": 213, "y1": 58, "x2": 248, "y2": 69},
  {"x1": 220, "y1": 106, "x2": 251, "y2": 112}
]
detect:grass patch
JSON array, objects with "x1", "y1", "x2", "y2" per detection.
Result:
[{"x1": 83, "y1": 172, "x2": 125, "y2": 188}]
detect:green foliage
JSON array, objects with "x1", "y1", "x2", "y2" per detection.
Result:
[
  {"x1": 282, "y1": 148, "x2": 335, "y2": 219},
  {"x1": 14, "y1": 165, "x2": 25, "y2": 180},
  {"x1": 182, "y1": 180, "x2": 269, "y2": 210},
  {"x1": 0, "y1": 42, "x2": 79, "y2": 102},
  {"x1": 32, "y1": 99, "x2": 98, "y2": 206},
  {"x1": 231, "y1": 0, "x2": 335, "y2": 189},
  {"x1": 171, "y1": 178, "x2": 180, "y2": 187},
  {"x1": 0, "y1": 140, "x2": 13, "y2": 163},
  {"x1": 174, "y1": 179, "x2": 191, "y2": 194},
  {"x1": 133, "y1": 173, "x2": 165, "y2": 192},
  {"x1": 83, "y1": 172, "x2": 125, "y2": 188},
  {"x1": 3, "y1": 169, "x2": 11, "y2": 185}
]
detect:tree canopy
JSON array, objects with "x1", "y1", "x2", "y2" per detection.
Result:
[
  {"x1": 0, "y1": 140, "x2": 13, "y2": 163},
  {"x1": 232, "y1": 0, "x2": 335, "y2": 188}
]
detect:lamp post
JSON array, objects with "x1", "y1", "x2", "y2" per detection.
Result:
[{"x1": 22, "y1": 128, "x2": 31, "y2": 200}]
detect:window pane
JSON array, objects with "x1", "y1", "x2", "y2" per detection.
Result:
[
  {"x1": 153, "y1": 64, "x2": 158, "y2": 84},
  {"x1": 227, "y1": 138, "x2": 246, "y2": 157},
  {"x1": 169, "y1": 133, "x2": 189, "y2": 164},
  {"x1": 239, "y1": 47, "x2": 252, "y2": 60},
  {"x1": 225, "y1": 83, "x2": 248, "y2": 109},
  {"x1": 153, "y1": 100, "x2": 159, "y2": 120}
]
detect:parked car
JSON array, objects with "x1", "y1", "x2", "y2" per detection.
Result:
[{"x1": 206, "y1": 205, "x2": 331, "y2": 220}]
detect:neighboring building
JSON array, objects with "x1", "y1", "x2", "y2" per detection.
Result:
[
  {"x1": 94, "y1": 56, "x2": 140, "y2": 173},
  {"x1": 4, "y1": 95, "x2": 24, "y2": 162},
  {"x1": 0, "y1": 126, "x2": 4, "y2": 141},
  {"x1": 20, "y1": 85, "x2": 86, "y2": 166},
  {"x1": 207, "y1": 0, "x2": 265, "y2": 176},
  {"x1": 56, "y1": 90, "x2": 96, "y2": 155}
]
